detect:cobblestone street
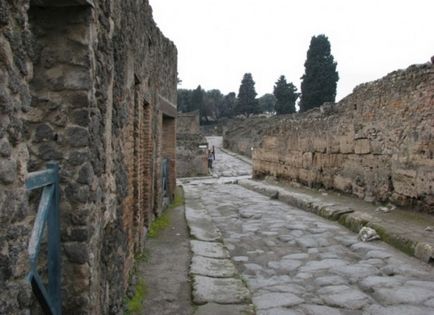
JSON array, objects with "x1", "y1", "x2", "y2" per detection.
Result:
[{"x1": 181, "y1": 137, "x2": 434, "y2": 315}]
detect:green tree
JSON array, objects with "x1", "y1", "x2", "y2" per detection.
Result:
[
  {"x1": 191, "y1": 85, "x2": 206, "y2": 121},
  {"x1": 299, "y1": 34, "x2": 339, "y2": 112},
  {"x1": 177, "y1": 89, "x2": 192, "y2": 112},
  {"x1": 273, "y1": 76, "x2": 299, "y2": 115},
  {"x1": 219, "y1": 92, "x2": 236, "y2": 118},
  {"x1": 258, "y1": 94, "x2": 276, "y2": 113},
  {"x1": 204, "y1": 89, "x2": 224, "y2": 120},
  {"x1": 235, "y1": 73, "x2": 259, "y2": 117}
]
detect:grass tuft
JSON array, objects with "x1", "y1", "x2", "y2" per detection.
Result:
[
  {"x1": 126, "y1": 280, "x2": 147, "y2": 314},
  {"x1": 147, "y1": 212, "x2": 170, "y2": 238}
]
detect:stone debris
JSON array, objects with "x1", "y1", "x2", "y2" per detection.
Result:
[
  {"x1": 358, "y1": 226, "x2": 381, "y2": 242},
  {"x1": 376, "y1": 203, "x2": 396, "y2": 213}
]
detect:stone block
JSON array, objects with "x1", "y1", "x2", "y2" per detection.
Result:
[
  {"x1": 355, "y1": 139, "x2": 371, "y2": 154},
  {"x1": 0, "y1": 138, "x2": 11, "y2": 157},
  {"x1": 0, "y1": 159, "x2": 17, "y2": 184},
  {"x1": 194, "y1": 303, "x2": 254, "y2": 315},
  {"x1": 190, "y1": 240, "x2": 230, "y2": 258},
  {"x1": 192, "y1": 275, "x2": 251, "y2": 305},
  {"x1": 334, "y1": 175, "x2": 353, "y2": 193},
  {"x1": 64, "y1": 242, "x2": 89, "y2": 264},
  {"x1": 392, "y1": 168, "x2": 417, "y2": 198},
  {"x1": 302, "y1": 152, "x2": 313, "y2": 168},
  {"x1": 64, "y1": 126, "x2": 89, "y2": 147},
  {"x1": 191, "y1": 256, "x2": 237, "y2": 278},
  {"x1": 339, "y1": 135, "x2": 354, "y2": 154},
  {"x1": 38, "y1": 143, "x2": 63, "y2": 161},
  {"x1": 34, "y1": 123, "x2": 54, "y2": 142}
]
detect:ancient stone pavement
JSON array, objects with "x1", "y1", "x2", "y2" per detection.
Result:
[{"x1": 180, "y1": 137, "x2": 434, "y2": 315}]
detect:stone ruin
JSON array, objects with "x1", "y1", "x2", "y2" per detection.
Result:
[
  {"x1": 0, "y1": 0, "x2": 177, "y2": 313},
  {"x1": 176, "y1": 110, "x2": 209, "y2": 177},
  {"x1": 225, "y1": 63, "x2": 434, "y2": 214}
]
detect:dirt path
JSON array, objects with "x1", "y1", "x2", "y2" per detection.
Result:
[{"x1": 133, "y1": 202, "x2": 193, "y2": 315}]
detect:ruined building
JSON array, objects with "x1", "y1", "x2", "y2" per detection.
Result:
[
  {"x1": 176, "y1": 111, "x2": 208, "y2": 177},
  {"x1": 0, "y1": 0, "x2": 177, "y2": 313},
  {"x1": 225, "y1": 63, "x2": 434, "y2": 213}
]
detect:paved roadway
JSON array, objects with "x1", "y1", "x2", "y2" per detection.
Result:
[{"x1": 183, "y1": 137, "x2": 434, "y2": 315}]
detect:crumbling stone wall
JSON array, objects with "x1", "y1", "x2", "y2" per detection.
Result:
[
  {"x1": 0, "y1": 0, "x2": 177, "y2": 313},
  {"x1": 176, "y1": 111, "x2": 208, "y2": 177},
  {"x1": 226, "y1": 64, "x2": 434, "y2": 213}
]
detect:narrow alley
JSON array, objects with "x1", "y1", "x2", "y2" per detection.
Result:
[{"x1": 180, "y1": 137, "x2": 434, "y2": 315}]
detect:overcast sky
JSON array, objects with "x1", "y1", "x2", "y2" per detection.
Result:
[{"x1": 149, "y1": 0, "x2": 434, "y2": 101}]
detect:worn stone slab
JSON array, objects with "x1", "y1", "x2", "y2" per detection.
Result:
[
  {"x1": 192, "y1": 275, "x2": 251, "y2": 305},
  {"x1": 365, "y1": 304, "x2": 434, "y2": 315},
  {"x1": 194, "y1": 303, "x2": 255, "y2": 315},
  {"x1": 267, "y1": 259, "x2": 302, "y2": 272},
  {"x1": 190, "y1": 240, "x2": 230, "y2": 258},
  {"x1": 374, "y1": 286, "x2": 434, "y2": 305},
  {"x1": 253, "y1": 292, "x2": 304, "y2": 310},
  {"x1": 299, "y1": 259, "x2": 348, "y2": 272},
  {"x1": 300, "y1": 304, "x2": 343, "y2": 315},
  {"x1": 331, "y1": 264, "x2": 380, "y2": 281},
  {"x1": 320, "y1": 286, "x2": 371, "y2": 309},
  {"x1": 358, "y1": 276, "x2": 403, "y2": 290},
  {"x1": 191, "y1": 256, "x2": 237, "y2": 278},
  {"x1": 315, "y1": 275, "x2": 347, "y2": 287},
  {"x1": 259, "y1": 308, "x2": 303, "y2": 315},
  {"x1": 185, "y1": 207, "x2": 221, "y2": 241}
]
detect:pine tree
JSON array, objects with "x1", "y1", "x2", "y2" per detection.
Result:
[
  {"x1": 273, "y1": 75, "x2": 299, "y2": 115},
  {"x1": 299, "y1": 34, "x2": 339, "y2": 112},
  {"x1": 235, "y1": 73, "x2": 259, "y2": 117}
]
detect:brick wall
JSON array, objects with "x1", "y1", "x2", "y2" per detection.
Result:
[
  {"x1": 225, "y1": 63, "x2": 434, "y2": 213},
  {"x1": 0, "y1": 0, "x2": 177, "y2": 313}
]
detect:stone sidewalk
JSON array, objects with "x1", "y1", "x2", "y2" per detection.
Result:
[{"x1": 238, "y1": 179, "x2": 434, "y2": 265}]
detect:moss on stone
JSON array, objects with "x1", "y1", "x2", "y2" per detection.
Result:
[{"x1": 368, "y1": 223, "x2": 415, "y2": 257}]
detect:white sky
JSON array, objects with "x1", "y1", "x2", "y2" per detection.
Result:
[{"x1": 149, "y1": 0, "x2": 434, "y2": 101}]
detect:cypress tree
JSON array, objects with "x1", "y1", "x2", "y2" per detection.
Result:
[
  {"x1": 235, "y1": 73, "x2": 259, "y2": 117},
  {"x1": 273, "y1": 75, "x2": 299, "y2": 115},
  {"x1": 299, "y1": 34, "x2": 339, "y2": 112}
]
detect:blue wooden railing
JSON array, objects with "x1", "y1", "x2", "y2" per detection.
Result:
[{"x1": 25, "y1": 162, "x2": 61, "y2": 315}]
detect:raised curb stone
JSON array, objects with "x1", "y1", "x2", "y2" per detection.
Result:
[
  {"x1": 191, "y1": 256, "x2": 237, "y2": 278},
  {"x1": 252, "y1": 292, "x2": 304, "y2": 310},
  {"x1": 194, "y1": 303, "x2": 255, "y2": 315},
  {"x1": 185, "y1": 207, "x2": 221, "y2": 241},
  {"x1": 190, "y1": 239, "x2": 230, "y2": 258},
  {"x1": 192, "y1": 275, "x2": 251, "y2": 305}
]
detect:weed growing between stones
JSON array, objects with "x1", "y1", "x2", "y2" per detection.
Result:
[
  {"x1": 147, "y1": 212, "x2": 170, "y2": 238},
  {"x1": 135, "y1": 249, "x2": 151, "y2": 263},
  {"x1": 169, "y1": 185, "x2": 185, "y2": 209},
  {"x1": 147, "y1": 186, "x2": 184, "y2": 238},
  {"x1": 125, "y1": 279, "x2": 148, "y2": 314}
]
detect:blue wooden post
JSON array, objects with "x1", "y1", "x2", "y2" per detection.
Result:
[{"x1": 47, "y1": 162, "x2": 61, "y2": 314}]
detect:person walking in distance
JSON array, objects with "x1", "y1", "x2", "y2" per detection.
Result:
[
  {"x1": 212, "y1": 145, "x2": 215, "y2": 160},
  {"x1": 208, "y1": 150, "x2": 213, "y2": 171}
]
